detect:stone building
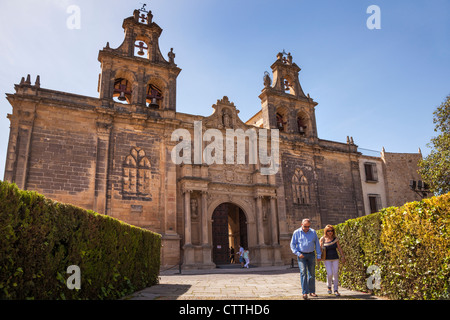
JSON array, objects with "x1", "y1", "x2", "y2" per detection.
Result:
[
  {"x1": 359, "y1": 148, "x2": 427, "y2": 215},
  {"x1": 3, "y1": 10, "x2": 425, "y2": 269}
]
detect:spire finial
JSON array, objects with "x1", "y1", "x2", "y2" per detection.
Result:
[{"x1": 139, "y1": 3, "x2": 148, "y2": 13}]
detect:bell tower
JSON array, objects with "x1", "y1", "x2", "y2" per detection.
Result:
[
  {"x1": 259, "y1": 52, "x2": 318, "y2": 139},
  {"x1": 97, "y1": 7, "x2": 181, "y2": 111}
]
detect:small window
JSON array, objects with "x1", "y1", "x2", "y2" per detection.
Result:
[
  {"x1": 364, "y1": 162, "x2": 378, "y2": 182},
  {"x1": 368, "y1": 194, "x2": 382, "y2": 213}
]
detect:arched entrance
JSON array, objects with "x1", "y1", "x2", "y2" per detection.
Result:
[{"x1": 212, "y1": 203, "x2": 248, "y2": 265}]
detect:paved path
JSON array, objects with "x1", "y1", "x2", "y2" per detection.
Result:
[{"x1": 127, "y1": 265, "x2": 385, "y2": 300}]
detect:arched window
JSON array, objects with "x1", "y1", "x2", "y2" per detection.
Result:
[
  {"x1": 113, "y1": 78, "x2": 132, "y2": 104},
  {"x1": 134, "y1": 40, "x2": 149, "y2": 58},
  {"x1": 292, "y1": 168, "x2": 310, "y2": 204},
  {"x1": 283, "y1": 76, "x2": 296, "y2": 96},
  {"x1": 146, "y1": 84, "x2": 163, "y2": 108},
  {"x1": 297, "y1": 115, "x2": 307, "y2": 135},
  {"x1": 276, "y1": 113, "x2": 286, "y2": 132},
  {"x1": 123, "y1": 147, "x2": 152, "y2": 199}
]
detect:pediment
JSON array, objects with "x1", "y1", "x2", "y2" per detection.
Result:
[{"x1": 203, "y1": 96, "x2": 249, "y2": 130}]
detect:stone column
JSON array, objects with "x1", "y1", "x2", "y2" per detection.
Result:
[
  {"x1": 93, "y1": 119, "x2": 112, "y2": 215},
  {"x1": 4, "y1": 114, "x2": 19, "y2": 184},
  {"x1": 255, "y1": 196, "x2": 265, "y2": 245},
  {"x1": 12, "y1": 107, "x2": 36, "y2": 190},
  {"x1": 201, "y1": 191, "x2": 214, "y2": 268},
  {"x1": 182, "y1": 188, "x2": 196, "y2": 269},
  {"x1": 201, "y1": 191, "x2": 208, "y2": 245},
  {"x1": 270, "y1": 196, "x2": 283, "y2": 266},
  {"x1": 184, "y1": 189, "x2": 192, "y2": 245},
  {"x1": 270, "y1": 196, "x2": 279, "y2": 245}
]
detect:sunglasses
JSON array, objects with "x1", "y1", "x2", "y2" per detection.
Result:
[
  {"x1": 303, "y1": 225, "x2": 311, "y2": 228},
  {"x1": 327, "y1": 230, "x2": 334, "y2": 233}
]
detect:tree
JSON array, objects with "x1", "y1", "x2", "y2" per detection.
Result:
[{"x1": 418, "y1": 95, "x2": 450, "y2": 195}]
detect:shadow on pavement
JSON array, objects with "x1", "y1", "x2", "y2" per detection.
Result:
[{"x1": 126, "y1": 283, "x2": 191, "y2": 300}]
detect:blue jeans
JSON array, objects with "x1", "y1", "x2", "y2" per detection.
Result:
[{"x1": 297, "y1": 253, "x2": 316, "y2": 294}]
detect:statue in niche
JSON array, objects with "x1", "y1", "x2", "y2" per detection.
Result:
[
  {"x1": 222, "y1": 110, "x2": 232, "y2": 128},
  {"x1": 190, "y1": 198, "x2": 198, "y2": 219}
]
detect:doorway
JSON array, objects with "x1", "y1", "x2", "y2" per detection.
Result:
[{"x1": 212, "y1": 203, "x2": 248, "y2": 265}]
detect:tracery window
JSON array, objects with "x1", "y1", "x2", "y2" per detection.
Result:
[
  {"x1": 292, "y1": 168, "x2": 310, "y2": 205},
  {"x1": 123, "y1": 147, "x2": 152, "y2": 199}
]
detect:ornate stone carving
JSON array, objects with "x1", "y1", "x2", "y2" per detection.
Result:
[
  {"x1": 122, "y1": 147, "x2": 152, "y2": 200},
  {"x1": 190, "y1": 198, "x2": 198, "y2": 219},
  {"x1": 263, "y1": 71, "x2": 271, "y2": 88},
  {"x1": 292, "y1": 168, "x2": 310, "y2": 205}
]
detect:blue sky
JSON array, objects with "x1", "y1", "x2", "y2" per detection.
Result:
[{"x1": 1, "y1": 0, "x2": 449, "y2": 178}]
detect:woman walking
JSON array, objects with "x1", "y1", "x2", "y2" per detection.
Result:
[
  {"x1": 320, "y1": 225, "x2": 345, "y2": 296},
  {"x1": 243, "y1": 248, "x2": 250, "y2": 268}
]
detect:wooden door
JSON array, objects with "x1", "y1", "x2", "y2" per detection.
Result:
[{"x1": 212, "y1": 203, "x2": 230, "y2": 265}]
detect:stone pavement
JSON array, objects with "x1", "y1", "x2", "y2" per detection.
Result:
[{"x1": 127, "y1": 265, "x2": 385, "y2": 300}]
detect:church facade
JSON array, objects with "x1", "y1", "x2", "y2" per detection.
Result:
[{"x1": 3, "y1": 10, "x2": 426, "y2": 269}]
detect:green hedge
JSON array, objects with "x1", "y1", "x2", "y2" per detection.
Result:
[
  {"x1": 316, "y1": 193, "x2": 450, "y2": 300},
  {"x1": 0, "y1": 180, "x2": 161, "y2": 300}
]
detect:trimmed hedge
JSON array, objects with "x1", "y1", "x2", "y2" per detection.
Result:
[
  {"x1": 316, "y1": 193, "x2": 450, "y2": 300},
  {"x1": 0, "y1": 180, "x2": 161, "y2": 300}
]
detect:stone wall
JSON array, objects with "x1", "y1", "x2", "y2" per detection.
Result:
[{"x1": 382, "y1": 151, "x2": 424, "y2": 207}]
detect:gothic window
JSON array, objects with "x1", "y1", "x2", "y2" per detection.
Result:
[
  {"x1": 123, "y1": 148, "x2": 152, "y2": 199},
  {"x1": 146, "y1": 84, "x2": 163, "y2": 108},
  {"x1": 292, "y1": 168, "x2": 310, "y2": 205},
  {"x1": 113, "y1": 78, "x2": 132, "y2": 104}
]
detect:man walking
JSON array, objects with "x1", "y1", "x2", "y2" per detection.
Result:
[{"x1": 290, "y1": 218, "x2": 322, "y2": 299}]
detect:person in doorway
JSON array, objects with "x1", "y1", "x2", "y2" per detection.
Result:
[
  {"x1": 239, "y1": 245, "x2": 245, "y2": 268},
  {"x1": 230, "y1": 247, "x2": 235, "y2": 263},
  {"x1": 243, "y1": 248, "x2": 250, "y2": 268},
  {"x1": 290, "y1": 218, "x2": 322, "y2": 299},
  {"x1": 320, "y1": 225, "x2": 345, "y2": 296}
]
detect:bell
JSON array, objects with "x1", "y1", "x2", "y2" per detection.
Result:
[
  {"x1": 150, "y1": 97, "x2": 158, "y2": 106},
  {"x1": 118, "y1": 91, "x2": 127, "y2": 101},
  {"x1": 137, "y1": 42, "x2": 146, "y2": 56}
]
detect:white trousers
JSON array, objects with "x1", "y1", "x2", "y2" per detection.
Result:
[{"x1": 324, "y1": 260, "x2": 339, "y2": 292}]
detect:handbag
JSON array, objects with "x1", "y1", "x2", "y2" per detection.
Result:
[{"x1": 320, "y1": 237, "x2": 326, "y2": 260}]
